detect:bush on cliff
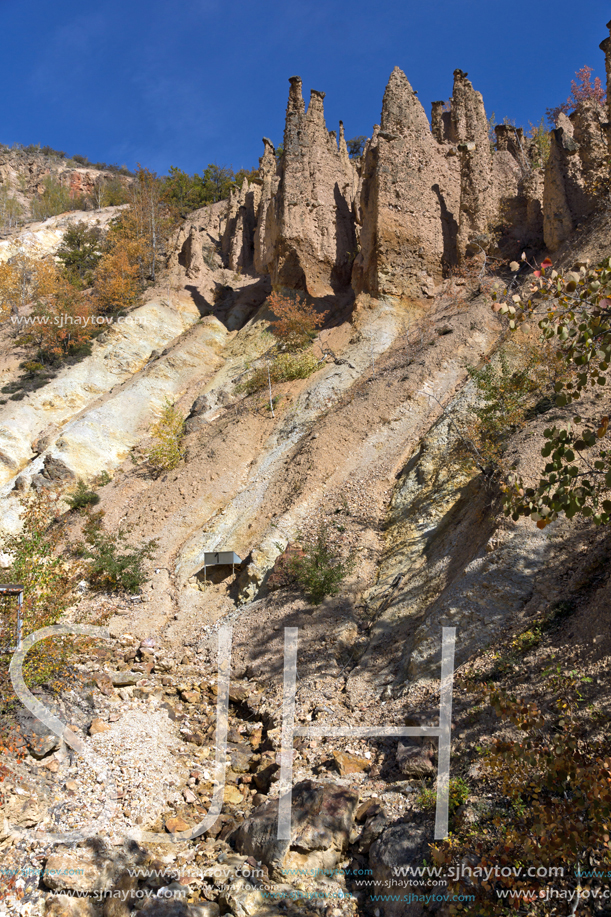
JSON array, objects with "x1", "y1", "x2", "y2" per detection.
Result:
[
  {"x1": 433, "y1": 684, "x2": 611, "y2": 914},
  {"x1": 65, "y1": 480, "x2": 101, "y2": 512},
  {"x1": 493, "y1": 255, "x2": 611, "y2": 527},
  {"x1": 145, "y1": 397, "x2": 186, "y2": 473},
  {"x1": 237, "y1": 350, "x2": 320, "y2": 395},
  {"x1": 268, "y1": 291, "x2": 327, "y2": 351},
  {"x1": 286, "y1": 523, "x2": 355, "y2": 605},
  {"x1": 78, "y1": 513, "x2": 157, "y2": 594},
  {"x1": 0, "y1": 493, "x2": 81, "y2": 711}
]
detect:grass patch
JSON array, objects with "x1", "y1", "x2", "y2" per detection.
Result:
[{"x1": 237, "y1": 350, "x2": 320, "y2": 395}]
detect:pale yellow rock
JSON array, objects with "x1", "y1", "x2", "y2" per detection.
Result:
[{"x1": 223, "y1": 784, "x2": 244, "y2": 805}]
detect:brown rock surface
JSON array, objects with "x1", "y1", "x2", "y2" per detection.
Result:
[
  {"x1": 232, "y1": 779, "x2": 358, "y2": 874},
  {"x1": 543, "y1": 101, "x2": 608, "y2": 251},
  {"x1": 451, "y1": 69, "x2": 493, "y2": 259},
  {"x1": 89, "y1": 717, "x2": 111, "y2": 735},
  {"x1": 262, "y1": 77, "x2": 357, "y2": 297},
  {"x1": 353, "y1": 67, "x2": 460, "y2": 301}
]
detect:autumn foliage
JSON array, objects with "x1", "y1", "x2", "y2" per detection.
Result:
[
  {"x1": 547, "y1": 65, "x2": 607, "y2": 125},
  {"x1": 268, "y1": 291, "x2": 327, "y2": 350},
  {"x1": 93, "y1": 245, "x2": 141, "y2": 314},
  {"x1": 433, "y1": 685, "x2": 611, "y2": 914},
  {"x1": 0, "y1": 493, "x2": 81, "y2": 715}
]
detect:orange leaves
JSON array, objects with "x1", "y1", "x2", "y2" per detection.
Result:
[
  {"x1": 31, "y1": 275, "x2": 97, "y2": 358},
  {"x1": 93, "y1": 246, "x2": 141, "y2": 314},
  {"x1": 268, "y1": 291, "x2": 327, "y2": 350}
]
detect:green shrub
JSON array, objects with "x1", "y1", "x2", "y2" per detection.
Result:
[
  {"x1": 463, "y1": 339, "x2": 570, "y2": 474},
  {"x1": 418, "y1": 776, "x2": 470, "y2": 816},
  {"x1": 56, "y1": 222, "x2": 102, "y2": 287},
  {"x1": 0, "y1": 493, "x2": 80, "y2": 710},
  {"x1": 65, "y1": 479, "x2": 100, "y2": 512},
  {"x1": 237, "y1": 350, "x2": 320, "y2": 395},
  {"x1": 286, "y1": 523, "x2": 355, "y2": 605},
  {"x1": 434, "y1": 687, "x2": 611, "y2": 912},
  {"x1": 145, "y1": 398, "x2": 185, "y2": 473},
  {"x1": 78, "y1": 515, "x2": 157, "y2": 593}
]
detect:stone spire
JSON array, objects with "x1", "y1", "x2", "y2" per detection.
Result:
[
  {"x1": 450, "y1": 69, "x2": 493, "y2": 260},
  {"x1": 353, "y1": 66, "x2": 461, "y2": 300},
  {"x1": 259, "y1": 76, "x2": 358, "y2": 296},
  {"x1": 254, "y1": 139, "x2": 280, "y2": 276},
  {"x1": 450, "y1": 69, "x2": 488, "y2": 145},
  {"x1": 600, "y1": 20, "x2": 611, "y2": 132},
  {"x1": 287, "y1": 76, "x2": 305, "y2": 114},
  {"x1": 380, "y1": 66, "x2": 431, "y2": 139},
  {"x1": 306, "y1": 89, "x2": 327, "y2": 132}
]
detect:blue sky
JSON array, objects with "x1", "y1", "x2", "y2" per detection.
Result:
[{"x1": 1, "y1": 0, "x2": 609, "y2": 176}]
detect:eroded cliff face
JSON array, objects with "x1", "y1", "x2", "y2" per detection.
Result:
[
  {"x1": 3, "y1": 23, "x2": 611, "y2": 917},
  {"x1": 0, "y1": 148, "x2": 131, "y2": 222},
  {"x1": 164, "y1": 50, "x2": 610, "y2": 313},
  {"x1": 543, "y1": 103, "x2": 609, "y2": 250},
  {"x1": 263, "y1": 78, "x2": 358, "y2": 297},
  {"x1": 353, "y1": 68, "x2": 459, "y2": 301}
]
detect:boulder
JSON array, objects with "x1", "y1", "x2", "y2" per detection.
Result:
[
  {"x1": 15, "y1": 711, "x2": 60, "y2": 759},
  {"x1": 46, "y1": 896, "x2": 100, "y2": 917},
  {"x1": 43, "y1": 845, "x2": 140, "y2": 894},
  {"x1": 232, "y1": 779, "x2": 358, "y2": 877},
  {"x1": 369, "y1": 824, "x2": 431, "y2": 917}
]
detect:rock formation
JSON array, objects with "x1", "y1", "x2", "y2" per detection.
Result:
[
  {"x1": 221, "y1": 178, "x2": 260, "y2": 272},
  {"x1": 263, "y1": 77, "x2": 358, "y2": 297},
  {"x1": 173, "y1": 23, "x2": 611, "y2": 306},
  {"x1": 542, "y1": 102, "x2": 608, "y2": 251},
  {"x1": 353, "y1": 67, "x2": 460, "y2": 301},
  {"x1": 0, "y1": 148, "x2": 131, "y2": 223},
  {"x1": 253, "y1": 138, "x2": 280, "y2": 276},
  {"x1": 600, "y1": 19, "x2": 611, "y2": 130},
  {"x1": 450, "y1": 69, "x2": 494, "y2": 260}
]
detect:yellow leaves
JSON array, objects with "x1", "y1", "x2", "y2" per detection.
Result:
[
  {"x1": 93, "y1": 246, "x2": 141, "y2": 313},
  {"x1": 268, "y1": 291, "x2": 327, "y2": 350},
  {"x1": 145, "y1": 398, "x2": 185, "y2": 473},
  {"x1": 0, "y1": 250, "x2": 57, "y2": 316}
]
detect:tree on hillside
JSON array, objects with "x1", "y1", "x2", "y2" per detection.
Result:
[
  {"x1": 128, "y1": 166, "x2": 171, "y2": 284},
  {"x1": 56, "y1": 222, "x2": 102, "y2": 287},
  {"x1": 30, "y1": 176, "x2": 86, "y2": 221},
  {"x1": 546, "y1": 65, "x2": 607, "y2": 126},
  {"x1": 0, "y1": 249, "x2": 56, "y2": 318},
  {"x1": 91, "y1": 174, "x2": 131, "y2": 209},
  {"x1": 0, "y1": 187, "x2": 23, "y2": 232},
  {"x1": 267, "y1": 291, "x2": 327, "y2": 351},
  {"x1": 346, "y1": 136, "x2": 367, "y2": 158},
  {"x1": 25, "y1": 275, "x2": 96, "y2": 360},
  {"x1": 93, "y1": 245, "x2": 141, "y2": 314},
  {"x1": 162, "y1": 163, "x2": 258, "y2": 218}
]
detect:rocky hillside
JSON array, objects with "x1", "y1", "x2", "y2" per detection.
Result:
[
  {"x1": 1, "y1": 16, "x2": 611, "y2": 917},
  {"x1": 0, "y1": 146, "x2": 131, "y2": 231}
]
